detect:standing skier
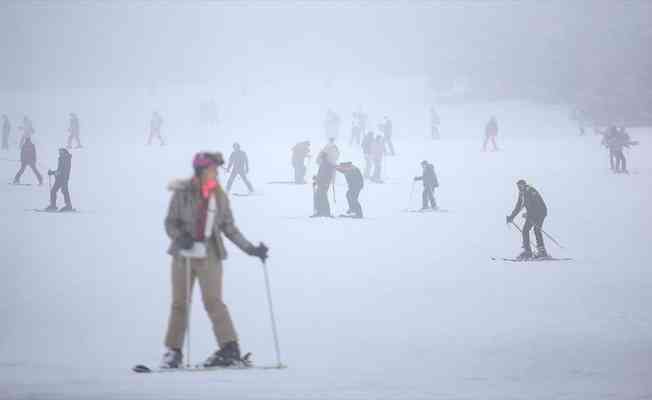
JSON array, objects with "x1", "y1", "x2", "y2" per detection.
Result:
[
  {"x1": 19, "y1": 116, "x2": 35, "y2": 147},
  {"x1": 66, "y1": 113, "x2": 82, "y2": 149},
  {"x1": 291, "y1": 140, "x2": 311, "y2": 184},
  {"x1": 506, "y1": 179, "x2": 548, "y2": 260},
  {"x1": 361, "y1": 131, "x2": 374, "y2": 179},
  {"x1": 370, "y1": 135, "x2": 385, "y2": 183},
  {"x1": 148, "y1": 112, "x2": 165, "y2": 146},
  {"x1": 430, "y1": 106, "x2": 440, "y2": 139},
  {"x1": 13, "y1": 137, "x2": 43, "y2": 185},
  {"x1": 226, "y1": 143, "x2": 254, "y2": 193},
  {"x1": 321, "y1": 137, "x2": 340, "y2": 165},
  {"x1": 161, "y1": 151, "x2": 268, "y2": 369},
  {"x1": 1, "y1": 115, "x2": 10, "y2": 150},
  {"x1": 482, "y1": 116, "x2": 499, "y2": 151},
  {"x1": 414, "y1": 160, "x2": 439, "y2": 210},
  {"x1": 335, "y1": 162, "x2": 364, "y2": 218},
  {"x1": 602, "y1": 126, "x2": 634, "y2": 173},
  {"x1": 45, "y1": 148, "x2": 73, "y2": 211},
  {"x1": 311, "y1": 151, "x2": 335, "y2": 217},
  {"x1": 378, "y1": 116, "x2": 395, "y2": 156}
]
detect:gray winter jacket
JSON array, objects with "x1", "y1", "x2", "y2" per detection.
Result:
[{"x1": 165, "y1": 178, "x2": 253, "y2": 259}]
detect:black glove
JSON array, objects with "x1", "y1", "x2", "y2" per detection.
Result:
[
  {"x1": 48, "y1": 169, "x2": 55, "y2": 176},
  {"x1": 247, "y1": 242, "x2": 269, "y2": 262},
  {"x1": 176, "y1": 232, "x2": 194, "y2": 250},
  {"x1": 506, "y1": 215, "x2": 513, "y2": 224}
]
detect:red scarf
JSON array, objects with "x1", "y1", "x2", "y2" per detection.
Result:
[{"x1": 195, "y1": 178, "x2": 219, "y2": 241}]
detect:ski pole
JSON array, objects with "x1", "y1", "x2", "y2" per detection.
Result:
[
  {"x1": 261, "y1": 260, "x2": 284, "y2": 368},
  {"x1": 185, "y1": 257, "x2": 192, "y2": 368},
  {"x1": 510, "y1": 221, "x2": 522, "y2": 233},
  {"x1": 540, "y1": 228, "x2": 565, "y2": 249}
]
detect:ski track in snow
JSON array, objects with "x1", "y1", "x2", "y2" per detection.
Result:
[{"x1": 0, "y1": 97, "x2": 651, "y2": 400}]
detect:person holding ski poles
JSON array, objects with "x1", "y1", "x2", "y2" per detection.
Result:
[
  {"x1": 506, "y1": 179, "x2": 548, "y2": 260},
  {"x1": 45, "y1": 148, "x2": 73, "y2": 212},
  {"x1": 414, "y1": 160, "x2": 438, "y2": 211},
  {"x1": 161, "y1": 151, "x2": 268, "y2": 369}
]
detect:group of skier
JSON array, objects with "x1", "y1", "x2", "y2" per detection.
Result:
[{"x1": 600, "y1": 126, "x2": 637, "y2": 174}]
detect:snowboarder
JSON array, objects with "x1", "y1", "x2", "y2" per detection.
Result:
[
  {"x1": 370, "y1": 135, "x2": 384, "y2": 183},
  {"x1": 430, "y1": 106, "x2": 440, "y2": 139},
  {"x1": 1, "y1": 115, "x2": 9, "y2": 150},
  {"x1": 335, "y1": 162, "x2": 364, "y2": 218},
  {"x1": 378, "y1": 116, "x2": 395, "y2": 156},
  {"x1": 45, "y1": 148, "x2": 73, "y2": 211},
  {"x1": 148, "y1": 112, "x2": 165, "y2": 146},
  {"x1": 13, "y1": 137, "x2": 43, "y2": 185},
  {"x1": 361, "y1": 131, "x2": 374, "y2": 179},
  {"x1": 506, "y1": 179, "x2": 548, "y2": 260},
  {"x1": 226, "y1": 143, "x2": 254, "y2": 193},
  {"x1": 482, "y1": 116, "x2": 499, "y2": 151},
  {"x1": 414, "y1": 160, "x2": 439, "y2": 210},
  {"x1": 311, "y1": 151, "x2": 335, "y2": 217},
  {"x1": 324, "y1": 109, "x2": 340, "y2": 141},
  {"x1": 66, "y1": 113, "x2": 82, "y2": 149},
  {"x1": 291, "y1": 141, "x2": 311, "y2": 184},
  {"x1": 160, "y1": 151, "x2": 268, "y2": 369}
]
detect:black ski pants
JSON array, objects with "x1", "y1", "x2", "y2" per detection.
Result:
[
  {"x1": 522, "y1": 214, "x2": 546, "y2": 251},
  {"x1": 346, "y1": 186, "x2": 363, "y2": 217},
  {"x1": 226, "y1": 170, "x2": 254, "y2": 192},
  {"x1": 614, "y1": 149, "x2": 627, "y2": 172},
  {"x1": 422, "y1": 185, "x2": 437, "y2": 209},
  {"x1": 50, "y1": 178, "x2": 71, "y2": 207},
  {"x1": 14, "y1": 161, "x2": 43, "y2": 184}
]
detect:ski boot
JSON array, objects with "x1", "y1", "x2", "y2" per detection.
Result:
[
  {"x1": 516, "y1": 247, "x2": 533, "y2": 260},
  {"x1": 44, "y1": 204, "x2": 58, "y2": 212},
  {"x1": 59, "y1": 204, "x2": 74, "y2": 212},
  {"x1": 203, "y1": 341, "x2": 242, "y2": 367},
  {"x1": 160, "y1": 348, "x2": 183, "y2": 369},
  {"x1": 534, "y1": 246, "x2": 549, "y2": 260}
]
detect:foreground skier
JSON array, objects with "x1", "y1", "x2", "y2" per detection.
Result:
[
  {"x1": 506, "y1": 179, "x2": 548, "y2": 259},
  {"x1": 414, "y1": 160, "x2": 439, "y2": 211},
  {"x1": 335, "y1": 162, "x2": 364, "y2": 218},
  {"x1": 161, "y1": 151, "x2": 268, "y2": 369},
  {"x1": 45, "y1": 148, "x2": 73, "y2": 211}
]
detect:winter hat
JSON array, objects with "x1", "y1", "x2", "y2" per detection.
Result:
[
  {"x1": 516, "y1": 179, "x2": 527, "y2": 186},
  {"x1": 193, "y1": 152, "x2": 224, "y2": 169}
]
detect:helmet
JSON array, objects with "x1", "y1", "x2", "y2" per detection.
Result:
[{"x1": 193, "y1": 152, "x2": 224, "y2": 169}]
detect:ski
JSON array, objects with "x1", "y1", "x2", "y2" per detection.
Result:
[
  {"x1": 133, "y1": 354, "x2": 286, "y2": 373},
  {"x1": 8, "y1": 182, "x2": 32, "y2": 186},
  {"x1": 26, "y1": 208, "x2": 79, "y2": 213},
  {"x1": 491, "y1": 256, "x2": 573, "y2": 262}
]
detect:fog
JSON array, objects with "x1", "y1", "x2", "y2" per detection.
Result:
[{"x1": 1, "y1": 2, "x2": 651, "y2": 400}]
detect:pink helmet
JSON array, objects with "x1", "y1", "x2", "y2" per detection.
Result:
[{"x1": 192, "y1": 152, "x2": 224, "y2": 169}]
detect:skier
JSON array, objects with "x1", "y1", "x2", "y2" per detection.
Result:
[
  {"x1": 19, "y1": 116, "x2": 34, "y2": 147},
  {"x1": 335, "y1": 162, "x2": 364, "y2": 218},
  {"x1": 370, "y1": 134, "x2": 385, "y2": 183},
  {"x1": 66, "y1": 113, "x2": 82, "y2": 149},
  {"x1": 349, "y1": 118, "x2": 362, "y2": 147},
  {"x1": 311, "y1": 151, "x2": 335, "y2": 217},
  {"x1": 413, "y1": 160, "x2": 439, "y2": 210},
  {"x1": 378, "y1": 116, "x2": 395, "y2": 156},
  {"x1": 1, "y1": 115, "x2": 9, "y2": 150},
  {"x1": 148, "y1": 112, "x2": 165, "y2": 146},
  {"x1": 361, "y1": 131, "x2": 374, "y2": 179},
  {"x1": 482, "y1": 116, "x2": 499, "y2": 151},
  {"x1": 602, "y1": 126, "x2": 633, "y2": 173},
  {"x1": 13, "y1": 137, "x2": 43, "y2": 185},
  {"x1": 45, "y1": 148, "x2": 73, "y2": 211},
  {"x1": 226, "y1": 143, "x2": 254, "y2": 193},
  {"x1": 430, "y1": 106, "x2": 440, "y2": 139},
  {"x1": 291, "y1": 140, "x2": 311, "y2": 184},
  {"x1": 506, "y1": 179, "x2": 548, "y2": 260},
  {"x1": 161, "y1": 151, "x2": 268, "y2": 369},
  {"x1": 324, "y1": 109, "x2": 340, "y2": 141}
]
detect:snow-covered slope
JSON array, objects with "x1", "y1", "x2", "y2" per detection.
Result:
[{"x1": 0, "y1": 94, "x2": 650, "y2": 399}]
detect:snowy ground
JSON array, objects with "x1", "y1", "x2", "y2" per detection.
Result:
[{"x1": 0, "y1": 96, "x2": 651, "y2": 399}]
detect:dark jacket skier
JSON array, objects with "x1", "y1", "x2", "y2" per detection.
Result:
[
  {"x1": 226, "y1": 143, "x2": 254, "y2": 193},
  {"x1": 483, "y1": 116, "x2": 498, "y2": 151},
  {"x1": 13, "y1": 137, "x2": 43, "y2": 185},
  {"x1": 311, "y1": 151, "x2": 335, "y2": 217},
  {"x1": 45, "y1": 148, "x2": 73, "y2": 211},
  {"x1": 335, "y1": 162, "x2": 364, "y2": 218},
  {"x1": 602, "y1": 126, "x2": 633, "y2": 173},
  {"x1": 506, "y1": 179, "x2": 548, "y2": 259},
  {"x1": 414, "y1": 160, "x2": 438, "y2": 210}
]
